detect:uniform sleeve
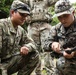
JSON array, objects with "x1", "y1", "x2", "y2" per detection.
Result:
[
  {"x1": 43, "y1": 26, "x2": 57, "y2": 51},
  {"x1": 40, "y1": 25, "x2": 51, "y2": 52},
  {"x1": 20, "y1": 30, "x2": 36, "y2": 52}
]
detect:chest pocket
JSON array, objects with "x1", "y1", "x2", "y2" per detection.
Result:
[
  {"x1": 66, "y1": 32, "x2": 76, "y2": 47},
  {"x1": 2, "y1": 29, "x2": 15, "y2": 58},
  {"x1": 57, "y1": 31, "x2": 76, "y2": 48},
  {"x1": 57, "y1": 32, "x2": 65, "y2": 47}
]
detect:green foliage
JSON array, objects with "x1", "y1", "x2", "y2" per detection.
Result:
[
  {"x1": 22, "y1": 23, "x2": 29, "y2": 31},
  {"x1": 48, "y1": 6, "x2": 59, "y2": 26},
  {"x1": 72, "y1": 2, "x2": 76, "y2": 7},
  {"x1": 0, "y1": 0, "x2": 13, "y2": 17},
  {"x1": 51, "y1": 17, "x2": 59, "y2": 26}
]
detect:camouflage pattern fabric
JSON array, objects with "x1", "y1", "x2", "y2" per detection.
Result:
[
  {"x1": 56, "y1": 57, "x2": 76, "y2": 75},
  {"x1": 17, "y1": 0, "x2": 57, "y2": 75},
  {"x1": 0, "y1": 17, "x2": 39, "y2": 75},
  {"x1": 25, "y1": 1, "x2": 54, "y2": 75},
  {"x1": 19, "y1": 0, "x2": 53, "y2": 22},
  {"x1": 55, "y1": 0, "x2": 72, "y2": 13},
  {"x1": 43, "y1": 18, "x2": 76, "y2": 75},
  {"x1": 53, "y1": 0, "x2": 75, "y2": 17},
  {"x1": 27, "y1": 22, "x2": 55, "y2": 75},
  {"x1": 11, "y1": 0, "x2": 30, "y2": 15}
]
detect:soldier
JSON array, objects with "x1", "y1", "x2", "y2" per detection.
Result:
[
  {"x1": 0, "y1": 0, "x2": 39, "y2": 75},
  {"x1": 43, "y1": 0, "x2": 76, "y2": 75},
  {"x1": 27, "y1": 20, "x2": 53, "y2": 75},
  {"x1": 26, "y1": 0, "x2": 56, "y2": 75}
]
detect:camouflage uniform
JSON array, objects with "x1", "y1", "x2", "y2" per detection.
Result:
[
  {"x1": 26, "y1": 0, "x2": 56, "y2": 75},
  {"x1": 28, "y1": 22, "x2": 55, "y2": 74},
  {"x1": 17, "y1": 0, "x2": 58, "y2": 75},
  {"x1": 44, "y1": 20, "x2": 76, "y2": 75},
  {"x1": 0, "y1": 1, "x2": 39, "y2": 75},
  {"x1": 0, "y1": 17, "x2": 39, "y2": 75},
  {"x1": 43, "y1": 0, "x2": 76, "y2": 75}
]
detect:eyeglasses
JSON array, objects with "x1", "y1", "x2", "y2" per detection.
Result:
[{"x1": 19, "y1": 12, "x2": 28, "y2": 17}]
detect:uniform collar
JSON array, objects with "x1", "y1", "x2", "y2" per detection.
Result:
[
  {"x1": 7, "y1": 17, "x2": 17, "y2": 34},
  {"x1": 60, "y1": 20, "x2": 76, "y2": 35}
]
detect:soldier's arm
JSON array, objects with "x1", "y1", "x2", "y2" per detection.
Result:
[
  {"x1": 43, "y1": 26, "x2": 57, "y2": 51},
  {"x1": 40, "y1": 24, "x2": 52, "y2": 51},
  {"x1": 20, "y1": 30, "x2": 36, "y2": 52}
]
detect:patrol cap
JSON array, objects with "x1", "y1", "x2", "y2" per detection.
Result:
[
  {"x1": 53, "y1": 0, "x2": 75, "y2": 18},
  {"x1": 11, "y1": 0, "x2": 30, "y2": 15}
]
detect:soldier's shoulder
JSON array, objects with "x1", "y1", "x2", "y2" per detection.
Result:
[
  {"x1": 18, "y1": 26, "x2": 24, "y2": 31},
  {"x1": 0, "y1": 18, "x2": 6, "y2": 23},
  {"x1": 46, "y1": 23, "x2": 52, "y2": 29},
  {"x1": 0, "y1": 18, "x2": 7, "y2": 24},
  {"x1": 53, "y1": 22, "x2": 62, "y2": 29},
  {"x1": 18, "y1": 26, "x2": 27, "y2": 33},
  {"x1": 50, "y1": 22, "x2": 61, "y2": 31},
  {"x1": 0, "y1": 18, "x2": 7, "y2": 27}
]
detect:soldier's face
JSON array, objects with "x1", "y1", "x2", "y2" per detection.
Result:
[
  {"x1": 58, "y1": 12, "x2": 74, "y2": 27},
  {"x1": 11, "y1": 10, "x2": 28, "y2": 26}
]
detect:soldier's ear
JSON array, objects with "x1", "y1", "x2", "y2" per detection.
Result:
[
  {"x1": 10, "y1": 10, "x2": 17, "y2": 16},
  {"x1": 72, "y1": 10, "x2": 75, "y2": 15}
]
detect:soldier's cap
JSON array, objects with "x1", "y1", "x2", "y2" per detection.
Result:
[
  {"x1": 53, "y1": 0, "x2": 75, "y2": 18},
  {"x1": 11, "y1": 0, "x2": 30, "y2": 15}
]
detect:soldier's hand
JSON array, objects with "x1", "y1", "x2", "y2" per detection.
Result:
[
  {"x1": 63, "y1": 48, "x2": 74, "y2": 59},
  {"x1": 51, "y1": 42, "x2": 61, "y2": 53},
  {"x1": 20, "y1": 46, "x2": 29, "y2": 55}
]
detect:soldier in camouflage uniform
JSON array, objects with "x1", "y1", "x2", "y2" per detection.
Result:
[
  {"x1": 0, "y1": 0, "x2": 39, "y2": 75},
  {"x1": 27, "y1": 22, "x2": 53, "y2": 75},
  {"x1": 26, "y1": 0, "x2": 56, "y2": 75},
  {"x1": 43, "y1": 0, "x2": 76, "y2": 75}
]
